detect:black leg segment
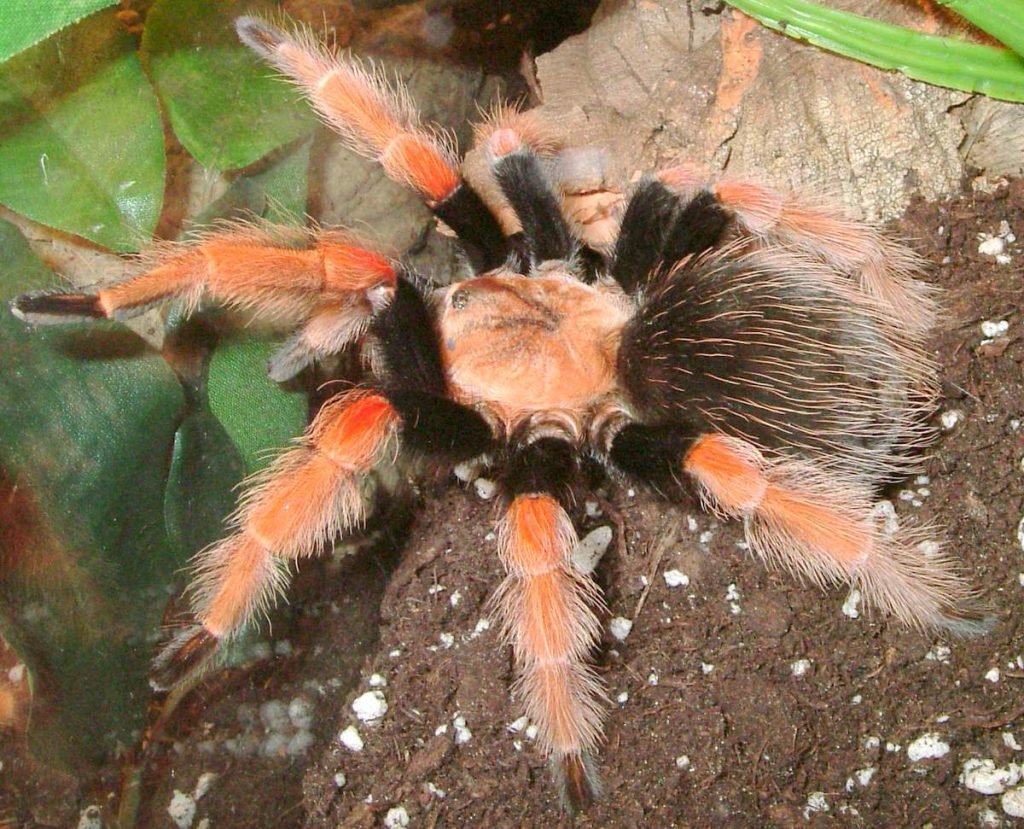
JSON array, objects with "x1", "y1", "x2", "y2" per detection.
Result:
[
  {"x1": 432, "y1": 181, "x2": 510, "y2": 273},
  {"x1": 492, "y1": 151, "x2": 574, "y2": 266}
]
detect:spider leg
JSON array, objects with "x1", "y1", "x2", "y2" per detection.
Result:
[
  {"x1": 484, "y1": 127, "x2": 574, "y2": 267},
  {"x1": 236, "y1": 17, "x2": 508, "y2": 272},
  {"x1": 492, "y1": 432, "x2": 605, "y2": 810},
  {"x1": 608, "y1": 424, "x2": 992, "y2": 637},
  {"x1": 11, "y1": 226, "x2": 395, "y2": 330},
  {"x1": 660, "y1": 168, "x2": 936, "y2": 332},
  {"x1": 610, "y1": 177, "x2": 730, "y2": 293}
]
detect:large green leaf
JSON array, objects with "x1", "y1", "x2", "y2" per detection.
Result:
[
  {"x1": 0, "y1": 10, "x2": 165, "y2": 252},
  {"x1": 0, "y1": 0, "x2": 118, "y2": 64},
  {"x1": 143, "y1": 0, "x2": 316, "y2": 171},
  {"x1": 0, "y1": 220, "x2": 185, "y2": 767}
]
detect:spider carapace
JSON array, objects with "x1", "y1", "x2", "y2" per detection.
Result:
[{"x1": 11, "y1": 15, "x2": 991, "y2": 810}]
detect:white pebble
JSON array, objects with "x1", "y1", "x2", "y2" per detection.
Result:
[
  {"x1": 384, "y1": 806, "x2": 410, "y2": 828},
  {"x1": 686, "y1": 516, "x2": 699, "y2": 532},
  {"x1": 842, "y1": 588, "x2": 862, "y2": 619},
  {"x1": 699, "y1": 530, "x2": 714, "y2": 545},
  {"x1": 352, "y1": 690, "x2": 388, "y2": 722},
  {"x1": 572, "y1": 526, "x2": 613, "y2": 576},
  {"x1": 334, "y1": 772, "x2": 347, "y2": 788},
  {"x1": 585, "y1": 500, "x2": 601, "y2": 518},
  {"x1": 1017, "y1": 515, "x2": 1024, "y2": 552},
  {"x1": 886, "y1": 742, "x2": 902, "y2": 753},
  {"x1": 453, "y1": 461, "x2": 477, "y2": 482},
  {"x1": 979, "y1": 236, "x2": 1006, "y2": 257},
  {"x1": 473, "y1": 477, "x2": 496, "y2": 500},
  {"x1": 1002, "y1": 786, "x2": 1024, "y2": 818},
  {"x1": 287, "y1": 730, "x2": 315, "y2": 755},
  {"x1": 986, "y1": 667, "x2": 1001, "y2": 683},
  {"x1": 77, "y1": 806, "x2": 103, "y2": 829},
  {"x1": 439, "y1": 632, "x2": 455, "y2": 649},
  {"x1": 675, "y1": 755, "x2": 691, "y2": 769},
  {"x1": 926, "y1": 644, "x2": 951, "y2": 663},
  {"x1": 453, "y1": 714, "x2": 472, "y2": 745},
  {"x1": 193, "y1": 772, "x2": 217, "y2": 801},
  {"x1": 981, "y1": 319, "x2": 1009, "y2": 338},
  {"x1": 701, "y1": 662, "x2": 715, "y2": 675},
  {"x1": 960, "y1": 758, "x2": 1023, "y2": 794},
  {"x1": 425, "y1": 782, "x2": 446, "y2": 799},
  {"x1": 1004, "y1": 732, "x2": 1023, "y2": 751},
  {"x1": 338, "y1": 725, "x2": 364, "y2": 752},
  {"x1": 616, "y1": 691, "x2": 629, "y2": 705},
  {"x1": 524, "y1": 724, "x2": 539, "y2": 741},
  {"x1": 288, "y1": 697, "x2": 315, "y2": 730},
  {"x1": 978, "y1": 807, "x2": 1002, "y2": 828},
  {"x1": 855, "y1": 766, "x2": 876, "y2": 787},
  {"x1": 609, "y1": 617, "x2": 633, "y2": 641},
  {"x1": 449, "y1": 590, "x2": 463, "y2": 607},
  {"x1": 872, "y1": 499, "x2": 900, "y2": 535},
  {"x1": 368, "y1": 673, "x2": 387, "y2": 688},
  {"x1": 663, "y1": 569, "x2": 690, "y2": 588},
  {"x1": 506, "y1": 715, "x2": 529, "y2": 734},
  {"x1": 647, "y1": 671, "x2": 659, "y2": 686},
  {"x1": 167, "y1": 791, "x2": 197, "y2": 829},
  {"x1": 790, "y1": 658, "x2": 811, "y2": 677},
  {"x1": 907, "y1": 733, "x2": 951, "y2": 761},
  {"x1": 804, "y1": 791, "x2": 829, "y2": 817},
  {"x1": 940, "y1": 410, "x2": 962, "y2": 431},
  {"x1": 259, "y1": 700, "x2": 290, "y2": 733}
]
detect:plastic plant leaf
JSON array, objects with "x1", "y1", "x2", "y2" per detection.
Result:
[
  {"x1": 143, "y1": 0, "x2": 316, "y2": 172},
  {"x1": 0, "y1": 10, "x2": 165, "y2": 252},
  {"x1": 0, "y1": 0, "x2": 118, "y2": 64},
  {"x1": 936, "y1": 0, "x2": 1024, "y2": 60},
  {"x1": 726, "y1": 0, "x2": 1024, "y2": 103},
  {"x1": 0, "y1": 219, "x2": 186, "y2": 767}
]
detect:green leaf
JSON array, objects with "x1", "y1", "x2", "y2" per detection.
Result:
[
  {"x1": 208, "y1": 331, "x2": 309, "y2": 475},
  {"x1": 0, "y1": 220, "x2": 186, "y2": 767},
  {"x1": 936, "y1": 0, "x2": 1024, "y2": 60},
  {"x1": 726, "y1": 0, "x2": 1024, "y2": 103},
  {"x1": 143, "y1": 0, "x2": 317, "y2": 171},
  {"x1": 0, "y1": 0, "x2": 118, "y2": 64},
  {"x1": 0, "y1": 11, "x2": 165, "y2": 251}
]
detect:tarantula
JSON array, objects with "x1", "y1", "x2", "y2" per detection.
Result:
[{"x1": 12, "y1": 16, "x2": 989, "y2": 809}]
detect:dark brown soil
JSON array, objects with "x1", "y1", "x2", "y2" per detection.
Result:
[{"x1": 3, "y1": 182, "x2": 1022, "y2": 828}]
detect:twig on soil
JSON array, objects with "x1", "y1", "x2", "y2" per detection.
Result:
[{"x1": 632, "y1": 519, "x2": 683, "y2": 622}]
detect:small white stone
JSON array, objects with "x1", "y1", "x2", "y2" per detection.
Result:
[
  {"x1": 865, "y1": 736, "x2": 881, "y2": 750},
  {"x1": 384, "y1": 806, "x2": 410, "y2": 828},
  {"x1": 474, "y1": 477, "x2": 497, "y2": 500},
  {"x1": 1002, "y1": 786, "x2": 1024, "y2": 818},
  {"x1": 8, "y1": 664, "x2": 24, "y2": 683},
  {"x1": 585, "y1": 500, "x2": 602, "y2": 518},
  {"x1": 616, "y1": 691, "x2": 629, "y2": 705},
  {"x1": 686, "y1": 516, "x2": 699, "y2": 532},
  {"x1": 453, "y1": 461, "x2": 477, "y2": 482},
  {"x1": 609, "y1": 617, "x2": 633, "y2": 641},
  {"x1": 439, "y1": 632, "x2": 455, "y2": 649},
  {"x1": 389, "y1": 648, "x2": 402, "y2": 658},
  {"x1": 1004, "y1": 732, "x2": 1023, "y2": 751},
  {"x1": 663, "y1": 569, "x2": 690, "y2": 588},
  {"x1": 259, "y1": 700, "x2": 290, "y2": 733},
  {"x1": 453, "y1": 714, "x2": 473, "y2": 745},
  {"x1": 790, "y1": 658, "x2": 811, "y2": 677},
  {"x1": 981, "y1": 319, "x2": 1010, "y2": 338},
  {"x1": 872, "y1": 499, "x2": 900, "y2": 536},
  {"x1": 352, "y1": 690, "x2": 388, "y2": 722},
  {"x1": 427, "y1": 583, "x2": 446, "y2": 595},
  {"x1": 288, "y1": 697, "x2": 315, "y2": 730},
  {"x1": 647, "y1": 671, "x2": 659, "y2": 686},
  {"x1": 425, "y1": 782, "x2": 446, "y2": 799},
  {"x1": 449, "y1": 590, "x2": 463, "y2": 607},
  {"x1": 997, "y1": 252, "x2": 1013, "y2": 265},
  {"x1": 524, "y1": 724, "x2": 539, "y2": 741},
  {"x1": 978, "y1": 807, "x2": 1002, "y2": 828},
  {"x1": 368, "y1": 673, "x2": 387, "y2": 688},
  {"x1": 1017, "y1": 515, "x2": 1024, "y2": 552},
  {"x1": 333, "y1": 772, "x2": 347, "y2": 788},
  {"x1": 855, "y1": 766, "x2": 876, "y2": 787},
  {"x1": 193, "y1": 772, "x2": 217, "y2": 801},
  {"x1": 926, "y1": 644, "x2": 952, "y2": 663},
  {"x1": 167, "y1": 791, "x2": 197, "y2": 829},
  {"x1": 960, "y1": 758, "x2": 1023, "y2": 794},
  {"x1": 627, "y1": 487, "x2": 636, "y2": 498},
  {"x1": 77, "y1": 806, "x2": 103, "y2": 829},
  {"x1": 572, "y1": 526, "x2": 613, "y2": 576},
  {"x1": 699, "y1": 530, "x2": 714, "y2": 545},
  {"x1": 842, "y1": 588, "x2": 862, "y2": 619},
  {"x1": 851, "y1": 694, "x2": 863, "y2": 705},
  {"x1": 979, "y1": 236, "x2": 1006, "y2": 256},
  {"x1": 675, "y1": 755, "x2": 691, "y2": 770},
  {"x1": 804, "y1": 791, "x2": 829, "y2": 817},
  {"x1": 434, "y1": 723, "x2": 448, "y2": 736},
  {"x1": 907, "y1": 733, "x2": 951, "y2": 761},
  {"x1": 986, "y1": 667, "x2": 1002, "y2": 683},
  {"x1": 701, "y1": 662, "x2": 715, "y2": 675},
  {"x1": 940, "y1": 410, "x2": 962, "y2": 431},
  {"x1": 507, "y1": 715, "x2": 529, "y2": 734},
  {"x1": 338, "y1": 725, "x2": 364, "y2": 752},
  {"x1": 886, "y1": 742, "x2": 902, "y2": 753}
]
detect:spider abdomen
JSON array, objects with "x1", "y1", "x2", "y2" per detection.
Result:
[
  {"x1": 437, "y1": 273, "x2": 631, "y2": 423},
  {"x1": 617, "y1": 249, "x2": 935, "y2": 485}
]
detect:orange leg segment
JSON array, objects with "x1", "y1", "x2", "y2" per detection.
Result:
[
  {"x1": 152, "y1": 391, "x2": 399, "y2": 689},
  {"x1": 683, "y1": 433, "x2": 989, "y2": 636},
  {"x1": 492, "y1": 494, "x2": 605, "y2": 809}
]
